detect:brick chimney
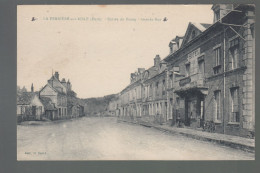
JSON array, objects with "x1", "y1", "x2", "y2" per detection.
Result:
[
  {"x1": 31, "y1": 83, "x2": 34, "y2": 92},
  {"x1": 54, "y1": 71, "x2": 59, "y2": 81},
  {"x1": 154, "y1": 55, "x2": 161, "y2": 67}
]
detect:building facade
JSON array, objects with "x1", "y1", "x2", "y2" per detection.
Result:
[
  {"x1": 116, "y1": 4, "x2": 255, "y2": 137},
  {"x1": 17, "y1": 92, "x2": 44, "y2": 122},
  {"x1": 39, "y1": 72, "x2": 72, "y2": 120}
]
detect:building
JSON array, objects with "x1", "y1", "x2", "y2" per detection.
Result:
[
  {"x1": 164, "y1": 4, "x2": 255, "y2": 137},
  {"x1": 142, "y1": 55, "x2": 168, "y2": 124},
  {"x1": 118, "y1": 68, "x2": 144, "y2": 120},
  {"x1": 39, "y1": 72, "x2": 71, "y2": 120},
  {"x1": 117, "y1": 4, "x2": 255, "y2": 137},
  {"x1": 39, "y1": 97, "x2": 57, "y2": 120},
  {"x1": 107, "y1": 97, "x2": 118, "y2": 116},
  {"x1": 17, "y1": 91, "x2": 44, "y2": 122}
]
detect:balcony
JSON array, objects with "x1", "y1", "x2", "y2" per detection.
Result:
[{"x1": 175, "y1": 73, "x2": 206, "y2": 92}]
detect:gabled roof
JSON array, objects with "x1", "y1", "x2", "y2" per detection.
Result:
[
  {"x1": 39, "y1": 83, "x2": 58, "y2": 94},
  {"x1": 39, "y1": 83, "x2": 66, "y2": 96},
  {"x1": 181, "y1": 22, "x2": 212, "y2": 47},
  {"x1": 17, "y1": 92, "x2": 36, "y2": 105},
  {"x1": 40, "y1": 97, "x2": 57, "y2": 110}
]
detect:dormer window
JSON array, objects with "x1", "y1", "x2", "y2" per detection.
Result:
[{"x1": 214, "y1": 10, "x2": 220, "y2": 22}]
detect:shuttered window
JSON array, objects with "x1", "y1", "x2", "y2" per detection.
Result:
[
  {"x1": 230, "y1": 88, "x2": 239, "y2": 122},
  {"x1": 214, "y1": 90, "x2": 221, "y2": 121}
]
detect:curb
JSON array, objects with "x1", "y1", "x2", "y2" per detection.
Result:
[{"x1": 118, "y1": 119, "x2": 255, "y2": 153}]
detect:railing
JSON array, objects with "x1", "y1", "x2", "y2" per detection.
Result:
[{"x1": 175, "y1": 73, "x2": 206, "y2": 89}]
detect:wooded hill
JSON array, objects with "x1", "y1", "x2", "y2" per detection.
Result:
[{"x1": 81, "y1": 94, "x2": 117, "y2": 116}]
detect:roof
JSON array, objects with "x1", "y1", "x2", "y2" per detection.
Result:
[
  {"x1": 17, "y1": 92, "x2": 36, "y2": 105},
  {"x1": 40, "y1": 97, "x2": 57, "y2": 110},
  {"x1": 40, "y1": 83, "x2": 66, "y2": 96},
  {"x1": 191, "y1": 22, "x2": 211, "y2": 32}
]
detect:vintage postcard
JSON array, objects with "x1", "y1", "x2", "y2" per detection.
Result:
[{"x1": 17, "y1": 5, "x2": 255, "y2": 160}]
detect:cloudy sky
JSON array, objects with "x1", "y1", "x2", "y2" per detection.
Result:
[{"x1": 17, "y1": 5, "x2": 213, "y2": 98}]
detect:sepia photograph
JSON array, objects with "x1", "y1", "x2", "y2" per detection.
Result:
[{"x1": 17, "y1": 4, "x2": 255, "y2": 160}]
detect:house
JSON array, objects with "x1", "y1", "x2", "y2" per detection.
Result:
[
  {"x1": 39, "y1": 72, "x2": 69, "y2": 120},
  {"x1": 39, "y1": 97, "x2": 58, "y2": 120},
  {"x1": 17, "y1": 91, "x2": 44, "y2": 122}
]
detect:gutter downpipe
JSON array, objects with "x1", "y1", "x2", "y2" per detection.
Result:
[{"x1": 223, "y1": 25, "x2": 226, "y2": 134}]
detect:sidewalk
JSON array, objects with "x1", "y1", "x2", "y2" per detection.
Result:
[{"x1": 118, "y1": 120, "x2": 255, "y2": 153}]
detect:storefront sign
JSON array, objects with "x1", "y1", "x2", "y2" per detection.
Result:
[
  {"x1": 188, "y1": 48, "x2": 200, "y2": 60},
  {"x1": 179, "y1": 77, "x2": 191, "y2": 86}
]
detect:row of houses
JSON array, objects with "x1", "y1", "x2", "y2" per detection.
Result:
[
  {"x1": 111, "y1": 4, "x2": 255, "y2": 138},
  {"x1": 17, "y1": 72, "x2": 85, "y2": 122}
]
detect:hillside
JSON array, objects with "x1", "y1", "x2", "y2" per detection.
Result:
[{"x1": 81, "y1": 94, "x2": 117, "y2": 116}]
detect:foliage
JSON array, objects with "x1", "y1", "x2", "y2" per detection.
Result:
[
  {"x1": 81, "y1": 94, "x2": 117, "y2": 116},
  {"x1": 17, "y1": 85, "x2": 27, "y2": 94}
]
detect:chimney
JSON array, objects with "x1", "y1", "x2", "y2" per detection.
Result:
[
  {"x1": 31, "y1": 83, "x2": 34, "y2": 92},
  {"x1": 154, "y1": 55, "x2": 161, "y2": 67},
  {"x1": 212, "y1": 4, "x2": 233, "y2": 23},
  {"x1": 54, "y1": 71, "x2": 59, "y2": 81},
  {"x1": 138, "y1": 68, "x2": 145, "y2": 74}
]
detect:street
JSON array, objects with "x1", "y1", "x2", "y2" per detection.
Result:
[{"x1": 17, "y1": 117, "x2": 254, "y2": 160}]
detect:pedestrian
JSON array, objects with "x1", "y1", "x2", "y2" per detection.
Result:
[{"x1": 177, "y1": 115, "x2": 181, "y2": 127}]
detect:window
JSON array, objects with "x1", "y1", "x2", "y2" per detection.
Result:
[
  {"x1": 185, "y1": 63, "x2": 190, "y2": 76},
  {"x1": 213, "y1": 47, "x2": 221, "y2": 74},
  {"x1": 214, "y1": 90, "x2": 221, "y2": 121},
  {"x1": 156, "y1": 82, "x2": 159, "y2": 96},
  {"x1": 229, "y1": 37, "x2": 240, "y2": 70},
  {"x1": 162, "y1": 80, "x2": 166, "y2": 95},
  {"x1": 198, "y1": 60, "x2": 205, "y2": 76},
  {"x1": 149, "y1": 84, "x2": 152, "y2": 97},
  {"x1": 230, "y1": 88, "x2": 239, "y2": 122},
  {"x1": 169, "y1": 74, "x2": 173, "y2": 88},
  {"x1": 230, "y1": 46, "x2": 239, "y2": 69}
]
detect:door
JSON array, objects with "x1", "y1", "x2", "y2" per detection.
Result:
[
  {"x1": 185, "y1": 101, "x2": 192, "y2": 126},
  {"x1": 32, "y1": 106, "x2": 36, "y2": 120}
]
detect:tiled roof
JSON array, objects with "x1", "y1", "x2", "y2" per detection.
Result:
[
  {"x1": 40, "y1": 97, "x2": 57, "y2": 110},
  {"x1": 17, "y1": 92, "x2": 36, "y2": 105}
]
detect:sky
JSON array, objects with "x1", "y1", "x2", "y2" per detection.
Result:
[{"x1": 17, "y1": 5, "x2": 213, "y2": 98}]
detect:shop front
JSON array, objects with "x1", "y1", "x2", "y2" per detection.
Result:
[{"x1": 175, "y1": 87, "x2": 208, "y2": 129}]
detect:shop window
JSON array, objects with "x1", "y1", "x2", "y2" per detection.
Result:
[
  {"x1": 214, "y1": 90, "x2": 221, "y2": 121},
  {"x1": 230, "y1": 88, "x2": 239, "y2": 122}
]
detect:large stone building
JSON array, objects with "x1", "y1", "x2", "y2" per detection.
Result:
[{"x1": 116, "y1": 4, "x2": 255, "y2": 137}]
